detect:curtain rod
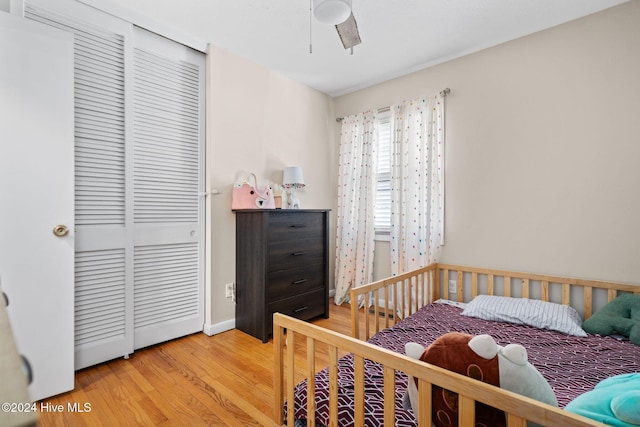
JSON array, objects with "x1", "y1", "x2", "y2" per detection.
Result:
[{"x1": 335, "y1": 87, "x2": 451, "y2": 122}]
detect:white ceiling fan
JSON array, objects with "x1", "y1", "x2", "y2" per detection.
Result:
[{"x1": 313, "y1": 0, "x2": 361, "y2": 52}]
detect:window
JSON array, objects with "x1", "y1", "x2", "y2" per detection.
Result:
[{"x1": 375, "y1": 110, "x2": 391, "y2": 237}]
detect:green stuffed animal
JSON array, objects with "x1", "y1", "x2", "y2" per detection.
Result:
[
  {"x1": 582, "y1": 294, "x2": 640, "y2": 346},
  {"x1": 565, "y1": 373, "x2": 640, "y2": 426}
]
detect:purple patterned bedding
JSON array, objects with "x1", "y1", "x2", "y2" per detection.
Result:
[{"x1": 290, "y1": 302, "x2": 640, "y2": 426}]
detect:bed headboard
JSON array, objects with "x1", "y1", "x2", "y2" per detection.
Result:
[{"x1": 350, "y1": 263, "x2": 639, "y2": 340}]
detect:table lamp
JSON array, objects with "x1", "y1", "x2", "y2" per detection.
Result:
[{"x1": 283, "y1": 166, "x2": 305, "y2": 209}]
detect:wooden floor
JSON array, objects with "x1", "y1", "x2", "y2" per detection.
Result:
[{"x1": 37, "y1": 300, "x2": 353, "y2": 426}]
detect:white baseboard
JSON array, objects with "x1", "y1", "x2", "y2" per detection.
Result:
[
  {"x1": 203, "y1": 318, "x2": 235, "y2": 336},
  {"x1": 204, "y1": 290, "x2": 336, "y2": 336}
]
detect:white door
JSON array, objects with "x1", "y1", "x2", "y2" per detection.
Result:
[
  {"x1": 132, "y1": 27, "x2": 206, "y2": 349},
  {"x1": 24, "y1": 0, "x2": 136, "y2": 370},
  {"x1": 23, "y1": 1, "x2": 206, "y2": 369},
  {"x1": 0, "y1": 13, "x2": 75, "y2": 401}
]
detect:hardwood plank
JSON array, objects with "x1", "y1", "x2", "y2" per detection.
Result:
[{"x1": 37, "y1": 299, "x2": 352, "y2": 426}]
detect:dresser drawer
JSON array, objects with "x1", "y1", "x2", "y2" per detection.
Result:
[
  {"x1": 268, "y1": 212, "x2": 324, "y2": 242},
  {"x1": 268, "y1": 238, "x2": 324, "y2": 272},
  {"x1": 267, "y1": 263, "x2": 324, "y2": 301},
  {"x1": 268, "y1": 289, "x2": 326, "y2": 325}
]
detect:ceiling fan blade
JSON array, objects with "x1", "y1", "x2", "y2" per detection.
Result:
[{"x1": 335, "y1": 13, "x2": 361, "y2": 49}]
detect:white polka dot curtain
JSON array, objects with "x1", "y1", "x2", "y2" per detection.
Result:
[
  {"x1": 334, "y1": 111, "x2": 378, "y2": 305},
  {"x1": 390, "y1": 93, "x2": 445, "y2": 287}
]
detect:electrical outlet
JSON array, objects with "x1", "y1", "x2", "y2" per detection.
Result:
[
  {"x1": 225, "y1": 283, "x2": 234, "y2": 299},
  {"x1": 448, "y1": 280, "x2": 457, "y2": 294}
]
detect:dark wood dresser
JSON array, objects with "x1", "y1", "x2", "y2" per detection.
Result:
[{"x1": 234, "y1": 209, "x2": 330, "y2": 342}]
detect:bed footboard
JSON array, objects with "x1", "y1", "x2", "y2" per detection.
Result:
[{"x1": 273, "y1": 313, "x2": 603, "y2": 427}]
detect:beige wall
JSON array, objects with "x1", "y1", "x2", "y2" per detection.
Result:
[
  {"x1": 334, "y1": 1, "x2": 640, "y2": 284},
  {"x1": 185, "y1": 1, "x2": 640, "y2": 332},
  {"x1": 205, "y1": 45, "x2": 336, "y2": 331}
]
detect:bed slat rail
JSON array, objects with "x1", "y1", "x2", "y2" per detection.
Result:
[
  {"x1": 438, "y1": 263, "x2": 639, "y2": 318},
  {"x1": 273, "y1": 313, "x2": 604, "y2": 427},
  {"x1": 351, "y1": 263, "x2": 639, "y2": 340},
  {"x1": 350, "y1": 264, "x2": 438, "y2": 340}
]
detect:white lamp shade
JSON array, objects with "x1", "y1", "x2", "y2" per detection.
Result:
[
  {"x1": 313, "y1": 0, "x2": 352, "y2": 25},
  {"x1": 283, "y1": 166, "x2": 305, "y2": 188}
]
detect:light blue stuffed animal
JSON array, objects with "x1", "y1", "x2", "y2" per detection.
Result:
[{"x1": 565, "y1": 373, "x2": 640, "y2": 426}]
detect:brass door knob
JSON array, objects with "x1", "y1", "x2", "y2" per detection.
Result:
[{"x1": 52, "y1": 224, "x2": 69, "y2": 237}]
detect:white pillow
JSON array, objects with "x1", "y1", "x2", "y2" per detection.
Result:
[{"x1": 461, "y1": 295, "x2": 587, "y2": 337}]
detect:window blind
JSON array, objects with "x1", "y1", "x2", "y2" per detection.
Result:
[{"x1": 375, "y1": 113, "x2": 391, "y2": 233}]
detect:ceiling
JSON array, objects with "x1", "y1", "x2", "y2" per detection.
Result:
[{"x1": 92, "y1": 0, "x2": 628, "y2": 97}]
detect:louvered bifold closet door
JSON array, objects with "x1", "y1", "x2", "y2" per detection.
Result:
[
  {"x1": 132, "y1": 28, "x2": 205, "y2": 350},
  {"x1": 24, "y1": 2, "x2": 135, "y2": 370},
  {"x1": 26, "y1": 1, "x2": 205, "y2": 369}
]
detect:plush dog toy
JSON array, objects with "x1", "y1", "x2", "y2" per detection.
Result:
[
  {"x1": 404, "y1": 332, "x2": 557, "y2": 427},
  {"x1": 565, "y1": 373, "x2": 640, "y2": 426}
]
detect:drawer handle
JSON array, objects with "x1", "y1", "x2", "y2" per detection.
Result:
[
  {"x1": 292, "y1": 279, "x2": 308, "y2": 285},
  {"x1": 292, "y1": 251, "x2": 308, "y2": 256},
  {"x1": 290, "y1": 224, "x2": 306, "y2": 228},
  {"x1": 294, "y1": 306, "x2": 309, "y2": 313}
]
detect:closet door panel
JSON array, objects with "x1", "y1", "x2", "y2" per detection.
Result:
[
  {"x1": 132, "y1": 28, "x2": 205, "y2": 348},
  {"x1": 25, "y1": 1, "x2": 135, "y2": 370}
]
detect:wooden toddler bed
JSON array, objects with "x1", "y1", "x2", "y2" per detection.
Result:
[{"x1": 273, "y1": 263, "x2": 640, "y2": 427}]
